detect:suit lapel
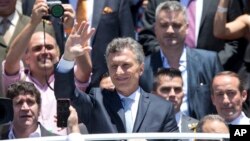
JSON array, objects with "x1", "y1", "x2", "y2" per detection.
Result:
[
  {"x1": 133, "y1": 90, "x2": 150, "y2": 132},
  {"x1": 0, "y1": 36, "x2": 7, "y2": 48},
  {"x1": 9, "y1": 14, "x2": 28, "y2": 45},
  {"x1": 91, "y1": 0, "x2": 105, "y2": 44},
  {"x1": 151, "y1": 51, "x2": 163, "y2": 73},
  {"x1": 40, "y1": 123, "x2": 57, "y2": 136},
  {"x1": 106, "y1": 90, "x2": 126, "y2": 132}
]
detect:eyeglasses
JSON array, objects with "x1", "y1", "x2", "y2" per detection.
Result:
[{"x1": 159, "y1": 86, "x2": 182, "y2": 94}]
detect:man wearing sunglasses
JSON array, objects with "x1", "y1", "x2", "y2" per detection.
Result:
[{"x1": 152, "y1": 68, "x2": 198, "y2": 133}]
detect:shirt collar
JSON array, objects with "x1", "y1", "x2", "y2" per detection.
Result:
[
  {"x1": 229, "y1": 112, "x2": 250, "y2": 125},
  {"x1": 160, "y1": 47, "x2": 187, "y2": 72},
  {"x1": 118, "y1": 87, "x2": 141, "y2": 102},
  {"x1": 8, "y1": 123, "x2": 41, "y2": 139},
  {"x1": 0, "y1": 10, "x2": 19, "y2": 26},
  {"x1": 26, "y1": 69, "x2": 55, "y2": 89}
]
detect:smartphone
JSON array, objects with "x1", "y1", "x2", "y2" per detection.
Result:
[{"x1": 57, "y1": 98, "x2": 70, "y2": 128}]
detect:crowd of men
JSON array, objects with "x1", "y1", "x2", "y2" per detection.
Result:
[{"x1": 0, "y1": 0, "x2": 250, "y2": 140}]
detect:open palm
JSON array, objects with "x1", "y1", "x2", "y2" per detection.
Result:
[{"x1": 64, "y1": 22, "x2": 95, "y2": 61}]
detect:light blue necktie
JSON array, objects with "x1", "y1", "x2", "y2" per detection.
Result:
[{"x1": 122, "y1": 98, "x2": 133, "y2": 133}]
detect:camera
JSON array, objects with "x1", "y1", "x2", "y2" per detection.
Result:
[
  {"x1": 47, "y1": 0, "x2": 64, "y2": 18},
  {"x1": 0, "y1": 98, "x2": 13, "y2": 125}
]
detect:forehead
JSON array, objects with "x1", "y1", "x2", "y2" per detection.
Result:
[
  {"x1": 28, "y1": 32, "x2": 56, "y2": 47},
  {"x1": 107, "y1": 48, "x2": 137, "y2": 63},
  {"x1": 157, "y1": 76, "x2": 182, "y2": 85},
  {"x1": 13, "y1": 93, "x2": 36, "y2": 101},
  {"x1": 213, "y1": 75, "x2": 239, "y2": 89},
  {"x1": 157, "y1": 10, "x2": 185, "y2": 23}
]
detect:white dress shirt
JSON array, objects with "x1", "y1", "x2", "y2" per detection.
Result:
[
  {"x1": 8, "y1": 124, "x2": 41, "y2": 139},
  {"x1": 118, "y1": 87, "x2": 141, "y2": 128},
  {"x1": 229, "y1": 112, "x2": 250, "y2": 125}
]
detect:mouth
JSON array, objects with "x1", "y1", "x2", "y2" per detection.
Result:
[{"x1": 20, "y1": 115, "x2": 32, "y2": 118}]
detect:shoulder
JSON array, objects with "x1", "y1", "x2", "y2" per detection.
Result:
[
  {"x1": 187, "y1": 48, "x2": 218, "y2": 58},
  {"x1": 182, "y1": 114, "x2": 199, "y2": 123},
  {"x1": 141, "y1": 89, "x2": 173, "y2": 107},
  {"x1": 0, "y1": 123, "x2": 11, "y2": 139},
  {"x1": 18, "y1": 14, "x2": 30, "y2": 22},
  {"x1": 40, "y1": 124, "x2": 58, "y2": 137}
]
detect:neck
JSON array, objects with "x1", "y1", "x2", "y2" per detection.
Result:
[
  {"x1": 162, "y1": 47, "x2": 183, "y2": 69},
  {"x1": 12, "y1": 123, "x2": 38, "y2": 138},
  {"x1": 31, "y1": 68, "x2": 54, "y2": 86}
]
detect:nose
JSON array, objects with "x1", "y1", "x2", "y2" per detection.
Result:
[
  {"x1": 41, "y1": 46, "x2": 48, "y2": 53},
  {"x1": 222, "y1": 94, "x2": 230, "y2": 105},
  {"x1": 116, "y1": 66, "x2": 124, "y2": 75},
  {"x1": 21, "y1": 102, "x2": 29, "y2": 110},
  {"x1": 168, "y1": 88, "x2": 176, "y2": 97},
  {"x1": 166, "y1": 25, "x2": 174, "y2": 33}
]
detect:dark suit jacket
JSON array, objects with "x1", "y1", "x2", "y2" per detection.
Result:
[
  {"x1": 54, "y1": 68, "x2": 179, "y2": 136},
  {"x1": 139, "y1": 48, "x2": 223, "y2": 119},
  {"x1": 88, "y1": 0, "x2": 135, "y2": 88},
  {"x1": 23, "y1": 0, "x2": 135, "y2": 88},
  {"x1": 138, "y1": 0, "x2": 246, "y2": 72},
  {"x1": 180, "y1": 114, "x2": 198, "y2": 133},
  {"x1": 0, "y1": 123, "x2": 57, "y2": 139}
]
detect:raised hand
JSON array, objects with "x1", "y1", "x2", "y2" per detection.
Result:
[
  {"x1": 63, "y1": 21, "x2": 95, "y2": 61},
  {"x1": 62, "y1": 4, "x2": 75, "y2": 30},
  {"x1": 31, "y1": 0, "x2": 48, "y2": 25}
]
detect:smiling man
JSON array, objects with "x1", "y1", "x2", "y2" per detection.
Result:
[
  {"x1": 55, "y1": 37, "x2": 179, "y2": 137},
  {"x1": 2, "y1": 0, "x2": 92, "y2": 135}
]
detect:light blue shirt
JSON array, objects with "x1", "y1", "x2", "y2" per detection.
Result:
[{"x1": 160, "y1": 47, "x2": 189, "y2": 116}]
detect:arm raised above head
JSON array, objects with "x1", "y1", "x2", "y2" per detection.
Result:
[
  {"x1": 213, "y1": 0, "x2": 249, "y2": 40},
  {"x1": 5, "y1": 0, "x2": 48, "y2": 75}
]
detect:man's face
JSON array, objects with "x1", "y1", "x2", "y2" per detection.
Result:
[
  {"x1": 25, "y1": 32, "x2": 59, "y2": 72},
  {"x1": 12, "y1": 93, "x2": 40, "y2": 129},
  {"x1": 107, "y1": 48, "x2": 144, "y2": 96},
  {"x1": 155, "y1": 10, "x2": 187, "y2": 49},
  {"x1": 0, "y1": 0, "x2": 16, "y2": 17},
  {"x1": 211, "y1": 75, "x2": 247, "y2": 122},
  {"x1": 154, "y1": 76, "x2": 183, "y2": 113}
]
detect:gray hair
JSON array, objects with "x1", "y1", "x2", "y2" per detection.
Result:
[
  {"x1": 105, "y1": 37, "x2": 145, "y2": 64},
  {"x1": 155, "y1": 1, "x2": 187, "y2": 23}
]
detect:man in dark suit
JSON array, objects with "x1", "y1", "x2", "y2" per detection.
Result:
[
  {"x1": 138, "y1": 0, "x2": 246, "y2": 72},
  {"x1": 0, "y1": 81, "x2": 57, "y2": 139},
  {"x1": 152, "y1": 68, "x2": 198, "y2": 133},
  {"x1": 139, "y1": 1, "x2": 223, "y2": 120},
  {"x1": 55, "y1": 37, "x2": 179, "y2": 135},
  {"x1": 22, "y1": 0, "x2": 135, "y2": 89},
  {"x1": 0, "y1": 81, "x2": 87, "y2": 139}
]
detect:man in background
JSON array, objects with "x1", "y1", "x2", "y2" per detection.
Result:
[
  {"x1": 152, "y1": 68, "x2": 198, "y2": 133},
  {"x1": 211, "y1": 71, "x2": 250, "y2": 124}
]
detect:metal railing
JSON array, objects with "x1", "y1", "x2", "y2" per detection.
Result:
[{"x1": 1, "y1": 133, "x2": 230, "y2": 141}]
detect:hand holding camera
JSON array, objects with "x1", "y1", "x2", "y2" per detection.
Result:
[
  {"x1": 47, "y1": 1, "x2": 64, "y2": 18},
  {"x1": 47, "y1": 1, "x2": 75, "y2": 30}
]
